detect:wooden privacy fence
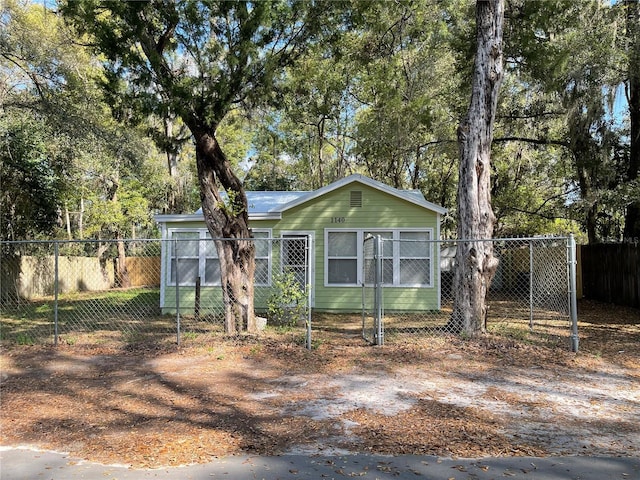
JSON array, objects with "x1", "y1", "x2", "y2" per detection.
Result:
[
  {"x1": 580, "y1": 243, "x2": 639, "y2": 308},
  {"x1": 4, "y1": 255, "x2": 161, "y2": 300}
]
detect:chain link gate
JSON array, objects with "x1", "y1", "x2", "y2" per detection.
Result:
[
  {"x1": 362, "y1": 235, "x2": 384, "y2": 345},
  {"x1": 362, "y1": 236, "x2": 579, "y2": 350}
]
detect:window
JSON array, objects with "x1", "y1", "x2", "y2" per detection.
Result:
[
  {"x1": 364, "y1": 231, "x2": 393, "y2": 284},
  {"x1": 325, "y1": 229, "x2": 433, "y2": 287},
  {"x1": 203, "y1": 233, "x2": 221, "y2": 285},
  {"x1": 327, "y1": 231, "x2": 358, "y2": 284},
  {"x1": 169, "y1": 229, "x2": 271, "y2": 286},
  {"x1": 253, "y1": 231, "x2": 270, "y2": 286},
  {"x1": 170, "y1": 231, "x2": 200, "y2": 285},
  {"x1": 399, "y1": 231, "x2": 431, "y2": 286}
]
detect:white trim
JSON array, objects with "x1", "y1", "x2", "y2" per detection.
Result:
[{"x1": 154, "y1": 212, "x2": 282, "y2": 223}]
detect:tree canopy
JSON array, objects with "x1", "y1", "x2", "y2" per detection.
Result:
[{"x1": 0, "y1": 0, "x2": 635, "y2": 245}]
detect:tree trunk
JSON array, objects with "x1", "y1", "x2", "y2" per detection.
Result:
[
  {"x1": 115, "y1": 233, "x2": 131, "y2": 288},
  {"x1": 624, "y1": 0, "x2": 640, "y2": 240},
  {"x1": 568, "y1": 99, "x2": 600, "y2": 244},
  {"x1": 64, "y1": 205, "x2": 72, "y2": 240},
  {"x1": 450, "y1": 0, "x2": 504, "y2": 335},
  {"x1": 316, "y1": 118, "x2": 325, "y2": 187},
  {"x1": 79, "y1": 197, "x2": 84, "y2": 239},
  {"x1": 164, "y1": 116, "x2": 185, "y2": 214},
  {"x1": 191, "y1": 126, "x2": 256, "y2": 335}
]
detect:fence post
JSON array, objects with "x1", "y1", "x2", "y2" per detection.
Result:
[
  {"x1": 194, "y1": 276, "x2": 201, "y2": 321},
  {"x1": 568, "y1": 234, "x2": 579, "y2": 352},
  {"x1": 375, "y1": 235, "x2": 384, "y2": 346},
  {"x1": 529, "y1": 240, "x2": 534, "y2": 331},
  {"x1": 305, "y1": 236, "x2": 312, "y2": 350},
  {"x1": 175, "y1": 238, "x2": 181, "y2": 346},
  {"x1": 54, "y1": 241, "x2": 59, "y2": 346}
]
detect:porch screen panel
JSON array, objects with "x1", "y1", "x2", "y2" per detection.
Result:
[{"x1": 282, "y1": 236, "x2": 307, "y2": 287}]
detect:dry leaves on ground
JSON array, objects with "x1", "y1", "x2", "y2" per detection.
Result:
[{"x1": 0, "y1": 300, "x2": 638, "y2": 468}]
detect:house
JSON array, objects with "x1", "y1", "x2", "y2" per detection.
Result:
[{"x1": 154, "y1": 174, "x2": 447, "y2": 314}]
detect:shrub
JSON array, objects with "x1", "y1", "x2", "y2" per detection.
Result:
[{"x1": 266, "y1": 269, "x2": 306, "y2": 327}]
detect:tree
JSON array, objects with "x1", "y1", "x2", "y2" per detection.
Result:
[
  {"x1": 623, "y1": 0, "x2": 640, "y2": 240},
  {"x1": 449, "y1": 0, "x2": 504, "y2": 335},
  {"x1": 348, "y1": 0, "x2": 462, "y2": 192},
  {"x1": 243, "y1": 110, "x2": 299, "y2": 191},
  {"x1": 0, "y1": 118, "x2": 68, "y2": 241},
  {"x1": 146, "y1": 112, "x2": 193, "y2": 214},
  {"x1": 1, "y1": 0, "x2": 173, "y2": 294},
  {"x1": 247, "y1": 0, "x2": 467, "y2": 222},
  {"x1": 62, "y1": 1, "x2": 339, "y2": 334},
  {"x1": 0, "y1": 1, "x2": 79, "y2": 241}
]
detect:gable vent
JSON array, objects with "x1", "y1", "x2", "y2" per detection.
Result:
[{"x1": 350, "y1": 190, "x2": 362, "y2": 207}]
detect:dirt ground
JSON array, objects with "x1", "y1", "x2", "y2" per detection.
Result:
[{"x1": 1, "y1": 300, "x2": 639, "y2": 468}]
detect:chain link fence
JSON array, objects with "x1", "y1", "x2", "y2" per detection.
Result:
[
  {"x1": 2, "y1": 236, "x2": 577, "y2": 350},
  {"x1": 363, "y1": 236, "x2": 579, "y2": 350},
  {"x1": 1, "y1": 237, "x2": 311, "y2": 347}
]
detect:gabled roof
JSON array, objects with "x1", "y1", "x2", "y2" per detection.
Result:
[
  {"x1": 155, "y1": 174, "x2": 447, "y2": 223},
  {"x1": 277, "y1": 174, "x2": 447, "y2": 215}
]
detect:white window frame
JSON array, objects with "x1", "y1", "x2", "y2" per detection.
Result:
[
  {"x1": 168, "y1": 230, "x2": 208, "y2": 286},
  {"x1": 168, "y1": 228, "x2": 272, "y2": 287},
  {"x1": 324, "y1": 228, "x2": 433, "y2": 288},
  {"x1": 397, "y1": 229, "x2": 433, "y2": 287},
  {"x1": 326, "y1": 230, "x2": 359, "y2": 286},
  {"x1": 252, "y1": 230, "x2": 272, "y2": 287}
]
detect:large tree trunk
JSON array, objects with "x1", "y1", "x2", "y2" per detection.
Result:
[
  {"x1": 450, "y1": 0, "x2": 504, "y2": 335},
  {"x1": 624, "y1": 0, "x2": 640, "y2": 240},
  {"x1": 192, "y1": 126, "x2": 256, "y2": 335}
]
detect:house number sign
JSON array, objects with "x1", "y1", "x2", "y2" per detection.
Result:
[{"x1": 331, "y1": 216, "x2": 346, "y2": 223}]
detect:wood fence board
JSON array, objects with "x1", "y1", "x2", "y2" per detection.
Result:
[{"x1": 580, "y1": 244, "x2": 639, "y2": 308}]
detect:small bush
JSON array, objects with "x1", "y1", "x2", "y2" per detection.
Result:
[{"x1": 267, "y1": 270, "x2": 306, "y2": 328}]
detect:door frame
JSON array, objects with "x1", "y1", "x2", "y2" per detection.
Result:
[{"x1": 280, "y1": 231, "x2": 315, "y2": 308}]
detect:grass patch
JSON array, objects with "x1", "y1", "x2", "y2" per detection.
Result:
[{"x1": 15, "y1": 333, "x2": 36, "y2": 345}]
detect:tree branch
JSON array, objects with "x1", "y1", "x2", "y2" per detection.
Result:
[
  {"x1": 493, "y1": 136, "x2": 570, "y2": 148},
  {"x1": 497, "y1": 111, "x2": 565, "y2": 120}
]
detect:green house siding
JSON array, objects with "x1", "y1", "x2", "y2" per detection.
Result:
[
  {"x1": 269, "y1": 184, "x2": 440, "y2": 312},
  {"x1": 157, "y1": 176, "x2": 443, "y2": 314},
  {"x1": 159, "y1": 285, "x2": 277, "y2": 315}
]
